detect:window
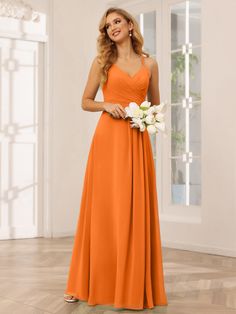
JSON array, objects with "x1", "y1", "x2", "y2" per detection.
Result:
[
  {"x1": 132, "y1": 0, "x2": 202, "y2": 209},
  {"x1": 170, "y1": 0, "x2": 201, "y2": 206}
]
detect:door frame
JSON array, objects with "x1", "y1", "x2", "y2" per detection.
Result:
[{"x1": 0, "y1": 13, "x2": 53, "y2": 238}]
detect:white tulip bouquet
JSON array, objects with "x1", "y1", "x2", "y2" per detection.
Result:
[{"x1": 124, "y1": 100, "x2": 168, "y2": 135}]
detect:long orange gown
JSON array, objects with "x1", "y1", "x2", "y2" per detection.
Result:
[{"x1": 64, "y1": 55, "x2": 168, "y2": 310}]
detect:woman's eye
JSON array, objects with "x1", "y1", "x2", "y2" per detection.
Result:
[{"x1": 105, "y1": 19, "x2": 120, "y2": 30}]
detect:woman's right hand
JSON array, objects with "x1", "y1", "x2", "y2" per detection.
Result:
[{"x1": 103, "y1": 103, "x2": 126, "y2": 119}]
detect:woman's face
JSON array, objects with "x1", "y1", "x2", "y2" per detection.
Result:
[{"x1": 105, "y1": 12, "x2": 132, "y2": 43}]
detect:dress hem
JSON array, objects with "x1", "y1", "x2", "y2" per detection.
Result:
[{"x1": 65, "y1": 290, "x2": 168, "y2": 310}]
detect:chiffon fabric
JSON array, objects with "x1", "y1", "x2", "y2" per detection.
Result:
[{"x1": 64, "y1": 55, "x2": 168, "y2": 310}]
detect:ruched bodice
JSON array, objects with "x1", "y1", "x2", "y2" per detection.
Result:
[{"x1": 102, "y1": 55, "x2": 150, "y2": 107}]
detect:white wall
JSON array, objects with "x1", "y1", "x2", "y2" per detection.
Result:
[
  {"x1": 49, "y1": 0, "x2": 107, "y2": 236},
  {"x1": 200, "y1": 0, "x2": 236, "y2": 254}
]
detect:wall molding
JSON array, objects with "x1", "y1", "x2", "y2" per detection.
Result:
[
  {"x1": 0, "y1": 0, "x2": 40, "y2": 22},
  {"x1": 0, "y1": 13, "x2": 47, "y2": 42},
  {"x1": 0, "y1": 30, "x2": 47, "y2": 42}
]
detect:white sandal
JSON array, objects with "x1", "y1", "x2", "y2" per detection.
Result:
[{"x1": 64, "y1": 293, "x2": 79, "y2": 303}]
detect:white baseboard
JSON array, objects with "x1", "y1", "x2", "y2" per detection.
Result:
[
  {"x1": 49, "y1": 231, "x2": 75, "y2": 238},
  {"x1": 162, "y1": 241, "x2": 236, "y2": 258}
]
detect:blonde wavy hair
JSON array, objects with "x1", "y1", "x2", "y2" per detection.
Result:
[{"x1": 97, "y1": 7, "x2": 149, "y2": 87}]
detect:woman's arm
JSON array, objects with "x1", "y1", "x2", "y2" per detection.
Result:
[
  {"x1": 81, "y1": 57, "x2": 126, "y2": 118},
  {"x1": 147, "y1": 57, "x2": 160, "y2": 106},
  {"x1": 81, "y1": 56, "x2": 108, "y2": 112}
]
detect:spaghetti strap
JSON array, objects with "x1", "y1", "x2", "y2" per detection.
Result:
[
  {"x1": 141, "y1": 55, "x2": 145, "y2": 64},
  {"x1": 141, "y1": 55, "x2": 151, "y2": 78}
]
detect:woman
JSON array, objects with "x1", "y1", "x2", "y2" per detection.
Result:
[{"x1": 64, "y1": 7, "x2": 168, "y2": 310}]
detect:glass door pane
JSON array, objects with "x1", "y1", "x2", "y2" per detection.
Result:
[{"x1": 170, "y1": 0, "x2": 201, "y2": 206}]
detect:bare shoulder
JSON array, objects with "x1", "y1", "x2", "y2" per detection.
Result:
[
  {"x1": 143, "y1": 55, "x2": 159, "y2": 75},
  {"x1": 82, "y1": 56, "x2": 102, "y2": 103},
  {"x1": 90, "y1": 56, "x2": 102, "y2": 74}
]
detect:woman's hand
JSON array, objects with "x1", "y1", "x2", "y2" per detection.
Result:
[{"x1": 103, "y1": 103, "x2": 126, "y2": 119}]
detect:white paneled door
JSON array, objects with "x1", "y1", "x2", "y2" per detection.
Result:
[{"x1": 0, "y1": 38, "x2": 44, "y2": 239}]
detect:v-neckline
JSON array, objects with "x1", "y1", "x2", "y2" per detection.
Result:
[{"x1": 113, "y1": 57, "x2": 144, "y2": 79}]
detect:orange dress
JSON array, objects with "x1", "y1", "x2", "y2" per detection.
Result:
[{"x1": 64, "y1": 55, "x2": 168, "y2": 310}]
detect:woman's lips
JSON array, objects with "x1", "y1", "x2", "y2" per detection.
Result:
[{"x1": 112, "y1": 30, "x2": 120, "y2": 37}]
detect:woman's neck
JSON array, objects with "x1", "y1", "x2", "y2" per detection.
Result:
[{"x1": 116, "y1": 39, "x2": 137, "y2": 60}]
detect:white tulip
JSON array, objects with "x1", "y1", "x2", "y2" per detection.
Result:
[
  {"x1": 130, "y1": 117, "x2": 141, "y2": 127},
  {"x1": 146, "y1": 106, "x2": 155, "y2": 115},
  {"x1": 133, "y1": 108, "x2": 144, "y2": 118},
  {"x1": 125, "y1": 107, "x2": 132, "y2": 118},
  {"x1": 140, "y1": 100, "x2": 151, "y2": 109},
  {"x1": 155, "y1": 112, "x2": 164, "y2": 122},
  {"x1": 155, "y1": 122, "x2": 165, "y2": 132},
  {"x1": 147, "y1": 124, "x2": 157, "y2": 134},
  {"x1": 139, "y1": 123, "x2": 146, "y2": 132},
  {"x1": 125, "y1": 102, "x2": 139, "y2": 117},
  {"x1": 145, "y1": 114, "x2": 155, "y2": 124},
  {"x1": 131, "y1": 118, "x2": 146, "y2": 131},
  {"x1": 129, "y1": 102, "x2": 139, "y2": 109}
]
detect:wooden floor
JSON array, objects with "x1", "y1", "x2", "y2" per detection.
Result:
[{"x1": 0, "y1": 237, "x2": 236, "y2": 314}]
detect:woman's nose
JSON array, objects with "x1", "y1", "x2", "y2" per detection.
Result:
[{"x1": 111, "y1": 23, "x2": 117, "y2": 31}]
